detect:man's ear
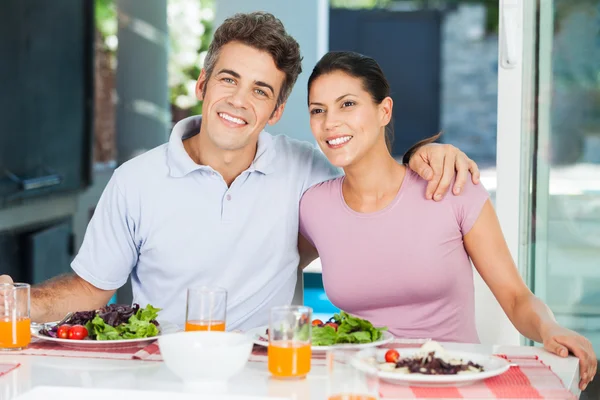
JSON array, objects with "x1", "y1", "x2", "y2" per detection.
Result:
[
  {"x1": 267, "y1": 102, "x2": 287, "y2": 125},
  {"x1": 196, "y1": 69, "x2": 208, "y2": 101}
]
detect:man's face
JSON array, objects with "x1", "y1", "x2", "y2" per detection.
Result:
[{"x1": 196, "y1": 41, "x2": 287, "y2": 152}]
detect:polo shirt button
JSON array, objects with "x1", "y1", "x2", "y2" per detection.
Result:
[{"x1": 226, "y1": 194, "x2": 232, "y2": 201}]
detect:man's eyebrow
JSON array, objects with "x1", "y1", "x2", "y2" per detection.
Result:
[
  {"x1": 217, "y1": 69, "x2": 275, "y2": 95},
  {"x1": 254, "y1": 81, "x2": 275, "y2": 95},
  {"x1": 216, "y1": 69, "x2": 240, "y2": 78}
]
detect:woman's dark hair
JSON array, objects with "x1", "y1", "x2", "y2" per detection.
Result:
[{"x1": 307, "y1": 51, "x2": 395, "y2": 151}]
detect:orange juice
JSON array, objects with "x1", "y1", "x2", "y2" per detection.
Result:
[
  {"x1": 328, "y1": 395, "x2": 377, "y2": 400},
  {"x1": 185, "y1": 320, "x2": 226, "y2": 331},
  {"x1": 0, "y1": 317, "x2": 31, "y2": 349},
  {"x1": 268, "y1": 340, "x2": 311, "y2": 378}
]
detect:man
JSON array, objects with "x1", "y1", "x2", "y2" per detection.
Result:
[{"x1": 0, "y1": 12, "x2": 480, "y2": 331}]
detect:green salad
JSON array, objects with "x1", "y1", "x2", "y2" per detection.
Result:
[
  {"x1": 85, "y1": 304, "x2": 161, "y2": 340},
  {"x1": 39, "y1": 303, "x2": 162, "y2": 341},
  {"x1": 311, "y1": 311, "x2": 387, "y2": 346}
]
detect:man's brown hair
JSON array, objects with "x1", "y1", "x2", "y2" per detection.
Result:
[{"x1": 203, "y1": 12, "x2": 303, "y2": 108}]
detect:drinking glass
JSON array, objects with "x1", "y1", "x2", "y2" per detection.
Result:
[
  {"x1": 268, "y1": 305, "x2": 312, "y2": 379},
  {"x1": 0, "y1": 283, "x2": 31, "y2": 350},
  {"x1": 185, "y1": 286, "x2": 227, "y2": 331},
  {"x1": 326, "y1": 348, "x2": 379, "y2": 400}
]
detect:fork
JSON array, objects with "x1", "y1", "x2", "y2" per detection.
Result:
[{"x1": 31, "y1": 312, "x2": 74, "y2": 331}]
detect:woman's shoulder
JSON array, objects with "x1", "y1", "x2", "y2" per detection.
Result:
[
  {"x1": 302, "y1": 176, "x2": 344, "y2": 200},
  {"x1": 300, "y1": 177, "x2": 343, "y2": 219},
  {"x1": 299, "y1": 177, "x2": 344, "y2": 238}
]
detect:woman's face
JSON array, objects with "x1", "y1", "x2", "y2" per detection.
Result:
[{"x1": 308, "y1": 71, "x2": 392, "y2": 168}]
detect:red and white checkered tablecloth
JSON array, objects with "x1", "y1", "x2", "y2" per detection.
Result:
[
  {"x1": 8, "y1": 339, "x2": 577, "y2": 398},
  {"x1": 0, "y1": 363, "x2": 20, "y2": 377},
  {"x1": 378, "y1": 355, "x2": 577, "y2": 399},
  {"x1": 249, "y1": 345, "x2": 576, "y2": 399},
  {"x1": 9, "y1": 338, "x2": 162, "y2": 361}
]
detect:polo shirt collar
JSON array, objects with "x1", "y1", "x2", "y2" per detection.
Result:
[{"x1": 166, "y1": 115, "x2": 276, "y2": 178}]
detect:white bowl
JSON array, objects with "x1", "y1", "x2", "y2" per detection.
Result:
[{"x1": 158, "y1": 331, "x2": 253, "y2": 383}]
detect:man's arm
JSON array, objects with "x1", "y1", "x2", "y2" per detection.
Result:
[
  {"x1": 0, "y1": 170, "x2": 139, "y2": 322},
  {"x1": 303, "y1": 134, "x2": 481, "y2": 201},
  {"x1": 0, "y1": 273, "x2": 115, "y2": 322},
  {"x1": 404, "y1": 133, "x2": 481, "y2": 201},
  {"x1": 31, "y1": 274, "x2": 115, "y2": 322},
  {"x1": 298, "y1": 233, "x2": 319, "y2": 271}
]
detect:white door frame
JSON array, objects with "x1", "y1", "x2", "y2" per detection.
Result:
[{"x1": 495, "y1": 0, "x2": 538, "y2": 345}]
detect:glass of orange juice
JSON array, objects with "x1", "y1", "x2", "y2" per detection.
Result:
[
  {"x1": 184, "y1": 286, "x2": 227, "y2": 332},
  {"x1": 0, "y1": 283, "x2": 31, "y2": 351},
  {"x1": 326, "y1": 348, "x2": 379, "y2": 400},
  {"x1": 268, "y1": 305, "x2": 312, "y2": 379}
]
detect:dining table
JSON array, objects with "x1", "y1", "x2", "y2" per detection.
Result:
[{"x1": 0, "y1": 341, "x2": 582, "y2": 400}]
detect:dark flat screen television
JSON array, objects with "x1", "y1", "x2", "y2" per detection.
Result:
[{"x1": 0, "y1": 0, "x2": 94, "y2": 209}]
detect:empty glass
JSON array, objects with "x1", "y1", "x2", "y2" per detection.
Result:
[{"x1": 326, "y1": 348, "x2": 379, "y2": 400}]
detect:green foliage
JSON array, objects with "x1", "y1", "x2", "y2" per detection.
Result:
[{"x1": 94, "y1": 0, "x2": 215, "y2": 114}]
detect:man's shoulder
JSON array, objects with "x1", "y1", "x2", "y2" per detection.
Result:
[
  {"x1": 271, "y1": 133, "x2": 317, "y2": 160},
  {"x1": 268, "y1": 133, "x2": 341, "y2": 186},
  {"x1": 113, "y1": 143, "x2": 170, "y2": 185}
]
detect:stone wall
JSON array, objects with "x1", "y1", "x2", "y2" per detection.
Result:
[{"x1": 441, "y1": 5, "x2": 498, "y2": 168}]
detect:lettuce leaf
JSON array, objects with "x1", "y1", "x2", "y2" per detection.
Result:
[
  {"x1": 311, "y1": 311, "x2": 387, "y2": 346},
  {"x1": 86, "y1": 315, "x2": 121, "y2": 340},
  {"x1": 312, "y1": 325, "x2": 337, "y2": 346},
  {"x1": 85, "y1": 304, "x2": 161, "y2": 341},
  {"x1": 135, "y1": 304, "x2": 160, "y2": 322}
]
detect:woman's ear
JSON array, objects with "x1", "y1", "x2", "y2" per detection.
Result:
[{"x1": 380, "y1": 96, "x2": 393, "y2": 127}]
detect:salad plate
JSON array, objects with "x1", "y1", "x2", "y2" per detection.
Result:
[{"x1": 31, "y1": 303, "x2": 179, "y2": 349}]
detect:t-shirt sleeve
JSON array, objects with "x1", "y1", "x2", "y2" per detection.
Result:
[
  {"x1": 301, "y1": 147, "x2": 342, "y2": 194},
  {"x1": 70, "y1": 170, "x2": 139, "y2": 290},
  {"x1": 299, "y1": 189, "x2": 316, "y2": 247},
  {"x1": 451, "y1": 178, "x2": 490, "y2": 235}
]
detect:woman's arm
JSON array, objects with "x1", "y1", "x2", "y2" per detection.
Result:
[
  {"x1": 464, "y1": 200, "x2": 596, "y2": 390},
  {"x1": 464, "y1": 200, "x2": 551, "y2": 341}
]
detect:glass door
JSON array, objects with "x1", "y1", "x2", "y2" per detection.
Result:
[
  {"x1": 497, "y1": 0, "x2": 600, "y2": 354},
  {"x1": 531, "y1": 0, "x2": 600, "y2": 356}
]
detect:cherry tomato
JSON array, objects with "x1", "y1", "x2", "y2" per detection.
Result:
[
  {"x1": 324, "y1": 322, "x2": 338, "y2": 331},
  {"x1": 67, "y1": 325, "x2": 88, "y2": 340},
  {"x1": 57, "y1": 324, "x2": 71, "y2": 339},
  {"x1": 385, "y1": 349, "x2": 400, "y2": 363},
  {"x1": 312, "y1": 319, "x2": 323, "y2": 326}
]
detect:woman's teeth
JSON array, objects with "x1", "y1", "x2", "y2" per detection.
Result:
[
  {"x1": 327, "y1": 136, "x2": 352, "y2": 146},
  {"x1": 219, "y1": 113, "x2": 246, "y2": 125}
]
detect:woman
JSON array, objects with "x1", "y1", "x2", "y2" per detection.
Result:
[{"x1": 299, "y1": 51, "x2": 596, "y2": 390}]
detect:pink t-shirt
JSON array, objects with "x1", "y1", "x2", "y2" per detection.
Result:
[{"x1": 299, "y1": 169, "x2": 489, "y2": 343}]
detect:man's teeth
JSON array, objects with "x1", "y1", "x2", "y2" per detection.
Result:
[
  {"x1": 327, "y1": 136, "x2": 352, "y2": 146},
  {"x1": 219, "y1": 113, "x2": 246, "y2": 125}
]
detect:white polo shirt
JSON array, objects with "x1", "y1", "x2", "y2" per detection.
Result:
[{"x1": 71, "y1": 116, "x2": 340, "y2": 330}]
